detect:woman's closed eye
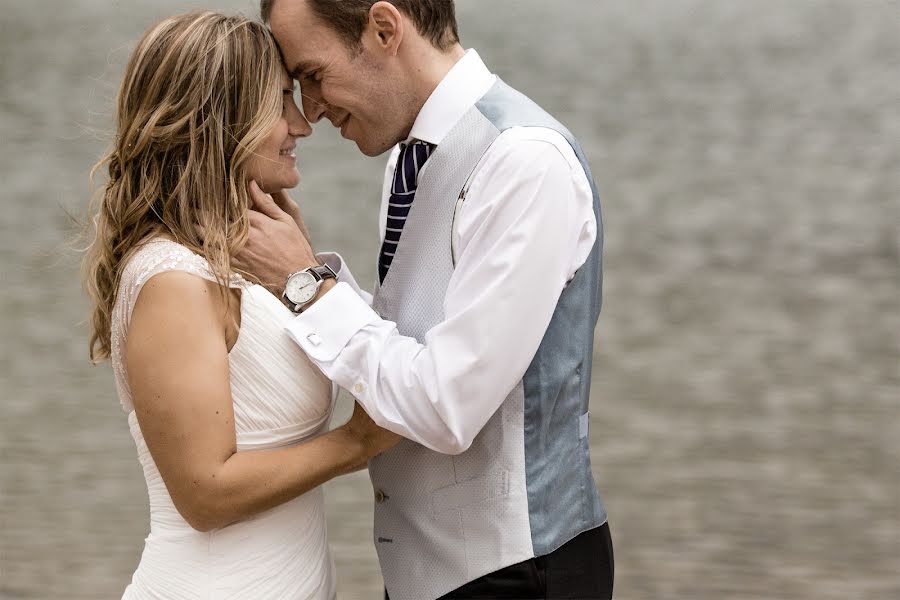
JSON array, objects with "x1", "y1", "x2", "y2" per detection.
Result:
[{"x1": 282, "y1": 89, "x2": 296, "y2": 111}]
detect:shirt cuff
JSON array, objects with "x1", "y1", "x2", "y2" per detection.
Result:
[
  {"x1": 316, "y1": 252, "x2": 342, "y2": 272},
  {"x1": 284, "y1": 281, "x2": 379, "y2": 362},
  {"x1": 316, "y1": 251, "x2": 371, "y2": 305}
]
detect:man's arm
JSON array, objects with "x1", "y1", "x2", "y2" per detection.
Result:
[{"x1": 235, "y1": 135, "x2": 596, "y2": 454}]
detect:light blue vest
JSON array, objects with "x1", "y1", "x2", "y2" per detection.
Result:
[{"x1": 369, "y1": 79, "x2": 606, "y2": 600}]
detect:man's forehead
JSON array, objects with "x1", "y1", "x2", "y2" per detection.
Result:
[
  {"x1": 270, "y1": 0, "x2": 307, "y2": 21},
  {"x1": 270, "y1": 0, "x2": 332, "y2": 63},
  {"x1": 270, "y1": 0, "x2": 320, "y2": 37}
]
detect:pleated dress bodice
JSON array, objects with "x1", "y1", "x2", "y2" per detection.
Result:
[{"x1": 110, "y1": 239, "x2": 337, "y2": 600}]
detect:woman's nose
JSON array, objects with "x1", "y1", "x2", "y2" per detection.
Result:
[
  {"x1": 290, "y1": 112, "x2": 312, "y2": 138},
  {"x1": 286, "y1": 101, "x2": 312, "y2": 138}
]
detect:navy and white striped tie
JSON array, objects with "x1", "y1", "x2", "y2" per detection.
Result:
[{"x1": 378, "y1": 140, "x2": 435, "y2": 283}]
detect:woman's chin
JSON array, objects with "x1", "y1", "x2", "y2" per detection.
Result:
[
  {"x1": 258, "y1": 175, "x2": 299, "y2": 195},
  {"x1": 258, "y1": 182, "x2": 281, "y2": 194}
]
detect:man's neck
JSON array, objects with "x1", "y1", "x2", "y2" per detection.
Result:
[{"x1": 408, "y1": 42, "x2": 467, "y2": 110}]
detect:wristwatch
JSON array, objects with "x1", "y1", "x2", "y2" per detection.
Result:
[{"x1": 282, "y1": 264, "x2": 337, "y2": 313}]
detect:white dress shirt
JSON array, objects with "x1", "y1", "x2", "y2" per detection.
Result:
[{"x1": 288, "y1": 50, "x2": 597, "y2": 454}]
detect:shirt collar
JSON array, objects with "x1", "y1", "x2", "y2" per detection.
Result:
[{"x1": 406, "y1": 49, "x2": 496, "y2": 146}]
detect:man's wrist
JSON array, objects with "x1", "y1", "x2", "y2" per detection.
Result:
[
  {"x1": 282, "y1": 270, "x2": 337, "y2": 314},
  {"x1": 273, "y1": 263, "x2": 311, "y2": 297},
  {"x1": 307, "y1": 279, "x2": 337, "y2": 309}
]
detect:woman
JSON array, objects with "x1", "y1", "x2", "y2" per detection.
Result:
[{"x1": 82, "y1": 12, "x2": 399, "y2": 599}]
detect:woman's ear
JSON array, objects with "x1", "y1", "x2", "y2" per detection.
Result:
[{"x1": 368, "y1": 1, "x2": 404, "y2": 55}]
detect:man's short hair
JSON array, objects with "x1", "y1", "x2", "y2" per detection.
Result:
[{"x1": 261, "y1": 0, "x2": 459, "y2": 52}]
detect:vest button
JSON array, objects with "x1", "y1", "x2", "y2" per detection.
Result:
[{"x1": 375, "y1": 489, "x2": 386, "y2": 503}]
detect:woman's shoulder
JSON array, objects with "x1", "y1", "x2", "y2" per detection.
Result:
[
  {"x1": 114, "y1": 237, "x2": 232, "y2": 329},
  {"x1": 121, "y1": 237, "x2": 214, "y2": 290}
]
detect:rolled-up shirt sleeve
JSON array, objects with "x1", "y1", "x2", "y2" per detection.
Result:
[{"x1": 287, "y1": 134, "x2": 595, "y2": 454}]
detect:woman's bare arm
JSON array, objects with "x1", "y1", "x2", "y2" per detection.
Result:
[{"x1": 125, "y1": 271, "x2": 398, "y2": 532}]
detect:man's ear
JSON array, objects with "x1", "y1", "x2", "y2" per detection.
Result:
[{"x1": 368, "y1": 1, "x2": 404, "y2": 55}]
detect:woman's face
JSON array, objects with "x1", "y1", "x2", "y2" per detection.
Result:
[{"x1": 246, "y1": 69, "x2": 312, "y2": 194}]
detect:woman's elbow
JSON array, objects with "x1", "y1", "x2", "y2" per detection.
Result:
[
  {"x1": 172, "y1": 489, "x2": 231, "y2": 532},
  {"x1": 184, "y1": 513, "x2": 218, "y2": 533},
  {"x1": 179, "y1": 505, "x2": 222, "y2": 533}
]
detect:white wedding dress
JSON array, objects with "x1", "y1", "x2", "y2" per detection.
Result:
[{"x1": 111, "y1": 238, "x2": 337, "y2": 600}]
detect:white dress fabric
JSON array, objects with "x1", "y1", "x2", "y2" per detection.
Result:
[{"x1": 111, "y1": 238, "x2": 337, "y2": 600}]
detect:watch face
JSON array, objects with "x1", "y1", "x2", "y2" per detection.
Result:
[{"x1": 285, "y1": 271, "x2": 318, "y2": 305}]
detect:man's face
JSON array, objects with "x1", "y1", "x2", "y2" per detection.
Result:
[{"x1": 270, "y1": 0, "x2": 415, "y2": 156}]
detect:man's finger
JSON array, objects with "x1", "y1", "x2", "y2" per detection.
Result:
[
  {"x1": 247, "y1": 209, "x2": 269, "y2": 227},
  {"x1": 248, "y1": 180, "x2": 289, "y2": 222},
  {"x1": 272, "y1": 189, "x2": 299, "y2": 213}
]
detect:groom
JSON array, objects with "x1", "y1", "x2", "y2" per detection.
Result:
[{"x1": 238, "y1": 1, "x2": 613, "y2": 598}]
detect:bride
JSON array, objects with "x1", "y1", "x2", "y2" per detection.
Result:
[{"x1": 82, "y1": 12, "x2": 399, "y2": 599}]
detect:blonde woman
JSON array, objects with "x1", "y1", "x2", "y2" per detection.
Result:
[{"x1": 82, "y1": 12, "x2": 399, "y2": 599}]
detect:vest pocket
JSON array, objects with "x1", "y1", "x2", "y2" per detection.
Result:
[{"x1": 430, "y1": 469, "x2": 510, "y2": 515}]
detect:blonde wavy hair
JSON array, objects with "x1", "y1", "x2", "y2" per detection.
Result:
[{"x1": 83, "y1": 12, "x2": 285, "y2": 363}]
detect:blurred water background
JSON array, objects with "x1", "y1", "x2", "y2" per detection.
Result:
[{"x1": 2, "y1": 0, "x2": 898, "y2": 598}]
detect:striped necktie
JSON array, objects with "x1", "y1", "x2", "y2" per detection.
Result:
[{"x1": 378, "y1": 140, "x2": 435, "y2": 283}]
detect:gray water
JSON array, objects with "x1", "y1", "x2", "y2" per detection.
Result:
[{"x1": 2, "y1": 1, "x2": 898, "y2": 598}]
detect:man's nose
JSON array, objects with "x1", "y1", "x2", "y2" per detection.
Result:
[{"x1": 302, "y1": 88, "x2": 326, "y2": 124}]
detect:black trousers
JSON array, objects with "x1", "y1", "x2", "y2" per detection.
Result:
[{"x1": 385, "y1": 522, "x2": 614, "y2": 600}]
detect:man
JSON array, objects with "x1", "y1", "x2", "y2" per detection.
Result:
[{"x1": 237, "y1": 1, "x2": 613, "y2": 598}]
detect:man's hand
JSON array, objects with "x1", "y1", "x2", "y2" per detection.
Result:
[
  {"x1": 233, "y1": 181, "x2": 318, "y2": 296},
  {"x1": 271, "y1": 186, "x2": 313, "y2": 245}
]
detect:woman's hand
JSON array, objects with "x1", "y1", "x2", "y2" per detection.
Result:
[{"x1": 342, "y1": 402, "x2": 403, "y2": 470}]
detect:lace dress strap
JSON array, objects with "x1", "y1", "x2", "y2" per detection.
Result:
[{"x1": 110, "y1": 238, "x2": 247, "y2": 412}]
